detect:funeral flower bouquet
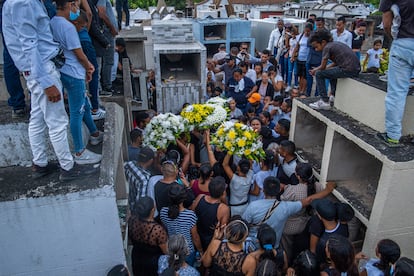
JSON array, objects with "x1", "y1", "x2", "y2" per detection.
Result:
[
  {"x1": 180, "y1": 104, "x2": 214, "y2": 130},
  {"x1": 200, "y1": 104, "x2": 228, "y2": 129},
  {"x1": 211, "y1": 121, "x2": 265, "y2": 161},
  {"x1": 143, "y1": 113, "x2": 188, "y2": 151},
  {"x1": 181, "y1": 103, "x2": 228, "y2": 130},
  {"x1": 206, "y1": 97, "x2": 228, "y2": 108}
]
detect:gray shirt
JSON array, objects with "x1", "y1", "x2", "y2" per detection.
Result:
[
  {"x1": 2, "y1": 0, "x2": 59, "y2": 89},
  {"x1": 380, "y1": 0, "x2": 414, "y2": 39},
  {"x1": 322, "y1": 42, "x2": 361, "y2": 72},
  {"x1": 50, "y1": 16, "x2": 85, "y2": 79},
  {"x1": 242, "y1": 199, "x2": 302, "y2": 247}
]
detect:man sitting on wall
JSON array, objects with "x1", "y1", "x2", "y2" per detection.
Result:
[{"x1": 308, "y1": 30, "x2": 360, "y2": 110}]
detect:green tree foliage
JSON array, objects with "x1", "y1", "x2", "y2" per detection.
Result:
[{"x1": 129, "y1": 0, "x2": 157, "y2": 9}]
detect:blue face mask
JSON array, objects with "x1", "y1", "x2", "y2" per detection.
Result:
[{"x1": 69, "y1": 8, "x2": 80, "y2": 21}]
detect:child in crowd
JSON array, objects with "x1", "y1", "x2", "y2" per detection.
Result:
[
  {"x1": 51, "y1": 0, "x2": 103, "y2": 165},
  {"x1": 229, "y1": 97, "x2": 243, "y2": 121},
  {"x1": 363, "y1": 39, "x2": 383, "y2": 73}
]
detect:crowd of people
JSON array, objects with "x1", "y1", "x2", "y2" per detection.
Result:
[
  {"x1": 2, "y1": 0, "x2": 414, "y2": 274},
  {"x1": 125, "y1": 108, "x2": 414, "y2": 275},
  {"x1": 1, "y1": 0, "x2": 136, "y2": 179},
  {"x1": 123, "y1": 6, "x2": 414, "y2": 276},
  {"x1": 205, "y1": 15, "x2": 365, "y2": 113}
]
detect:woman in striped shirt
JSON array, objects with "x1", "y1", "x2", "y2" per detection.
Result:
[{"x1": 160, "y1": 184, "x2": 203, "y2": 266}]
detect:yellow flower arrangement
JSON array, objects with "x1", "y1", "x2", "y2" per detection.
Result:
[
  {"x1": 180, "y1": 104, "x2": 214, "y2": 126},
  {"x1": 211, "y1": 121, "x2": 265, "y2": 161},
  {"x1": 180, "y1": 103, "x2": 228, "y2": 130}
]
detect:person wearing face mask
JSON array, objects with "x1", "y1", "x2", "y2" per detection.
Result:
[
  {"x1": 72, "y1": 8, "x2": 106, "y2": 120},
  {"x1": 50, "y1": 0, "x2": 104, "y2": 165},
  {"x1": 2, "y1": 0, "x2": 98, "y2": 180}
]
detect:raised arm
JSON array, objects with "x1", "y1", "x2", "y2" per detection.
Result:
[{"x1": 222, "y1": 153, "x2": 234, "y2": 180}]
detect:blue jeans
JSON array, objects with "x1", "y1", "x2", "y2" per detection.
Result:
[
  {"x1": 116, "y1": 0, "x2": 130, "y2": 29},
  {"x1": 385, "y1": 38, "x2": 414, "y2": 140},
  {"x1": 2, "y1": 34, "x2": 25, "y2": 110},
  {"x1": 279, "y1": 54, "x2": 288, "y2": 82},
  {"x1": 81, "y1": 40, "x2": 99, "y2": 110},
  {"x1": 287, "y1": 58, "x2": 298, "y2": 88},
  {"x1": 306, "y1": 63, "x2": 320, "y2": 97},
  {"x1": 61, "y1": 73, "x2": 97, "y2": 153},
  {"x1": 315, "y1": 67, "x2": 359, "y2": 102}
]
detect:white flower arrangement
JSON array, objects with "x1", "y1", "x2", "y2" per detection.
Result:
[
  {"x1": 206, "y1": 97, "x2": 228, "y2": 107},
  {"x1": 143, "y1": 113, "x2": 188, "y2": 151},
  {"x1": 199, "y1": 104, "x2": 229, "y2": 129}
]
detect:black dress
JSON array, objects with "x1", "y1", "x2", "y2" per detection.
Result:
[
  {"x1": 210, "y1": 242, "x2": 247, "y2": 276},
  {"x1": 128, "y1": 217, "x2": 168, "y2": 276}
]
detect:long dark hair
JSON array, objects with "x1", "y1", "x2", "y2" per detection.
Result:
[
  {"x1": 256, "y1": 224, "x2": 283, "y2": 275},
  {"x1": 292, "y1": 250, "x2": 319, "y2": 276},
  {"x1": 167, "y1": 184, "x2": 187, "y2": 219},
  {"x1": 326, "y1": 235, "x2": 358, "y2": 276},
  {"x1": 199, "y1": 163, "x2": 213, "y2": 184},
  {"x1": 374, "y1": 239, "x2": 401, "y2": 276},
  {"x1": 295, "y1": 163, "x2": 316, "y2": 196}
]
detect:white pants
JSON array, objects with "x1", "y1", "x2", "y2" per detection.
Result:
[{"x1": 24, "y1": 61, "x2": 74, "y2": 171}]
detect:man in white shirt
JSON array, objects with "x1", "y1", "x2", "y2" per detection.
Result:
[
  {"x1": 330, "y1": 16, "x2": 352, "y2": 48},
  {"x1": 267, "y1": 19, "x2": 285, "y2": 56}
]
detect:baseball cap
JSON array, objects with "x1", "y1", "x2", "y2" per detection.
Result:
[
  {"x1": 248, "y1": 92, "x2": 261, "y2": 104},
  {"x1": 311, "y1": 199, "x2": 336, "y2": 221},
  {"x1": 138, "y1": 146, "x2": 155, "y2": 162}
]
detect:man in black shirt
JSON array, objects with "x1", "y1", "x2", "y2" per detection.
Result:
[{"x1": 308, "y1": 30, "x2": 360, "y2": 110}]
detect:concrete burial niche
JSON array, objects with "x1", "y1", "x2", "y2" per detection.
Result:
[
  {"x1": 152, "y1": 19, "x2": 207, "y2": 114},
  {"x1": 290, "y1": 96, "x2": 414, "y2": 259},
  {"x1": 0, "y1": 103, "x2": 128, "y2": 275},
  {"x1": 193, "y1": 18, "x2": 255, "y2": 57},
  {"x1": 292, "y1": 107, "x2": 327, "y2": 172}
]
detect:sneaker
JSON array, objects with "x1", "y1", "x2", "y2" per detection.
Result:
[
  {"x1": 285, "y1": 86, "x2": 292, "y2": 92},
  {"x1": 91, "y1": 108, "x2": 106, "y2": 120},
  {"x1": 74, "y1": 149, "x2": 102, "y2": 165},
  {"x1": 12, "y1": 108, "x2": 26, "y2": 119},
  {"x1": 32, "y1": 162, "x2": 60, "y2": 179},
  {"x1": 124, "y1": 25, "x2": 131, "y2": 31},
  {"x1": 99, "y1": 90, "x2": 113, "y2": 98},
  {"x1": 90, "y1": 131, "x2": 104, "y2": 146},
  {"x1": 309, "y1": 99, "x2": 331, "y2": 110},
  {"x1": 376, "y1": 132, "x2": 402, "y2": 147},
  {"x1": 59, "y1": 163, "x2": 97, "y2": 181}
]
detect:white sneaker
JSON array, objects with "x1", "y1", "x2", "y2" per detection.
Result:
[
  {"x1": 90, "y1": 131, "x2": 104, "y2": 146},
  {"x1": 92, "y1": 108, "x2": 106, "y2": 120},
  {"x1": 285, "y1": 86, "x2": 292, "y2": 92},
  {"x1": 74, "y1": 149, "x2": 102, "y2": 165},
  {"x1": 309, "y1": 99, "x2": 331, "y2": 110},
  {"x1": 124, "y1": 25, "x2": 131, "y2": 31}
]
